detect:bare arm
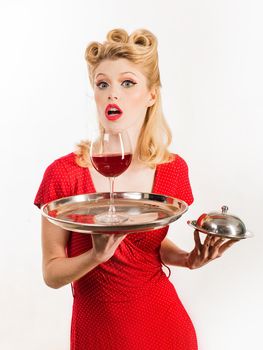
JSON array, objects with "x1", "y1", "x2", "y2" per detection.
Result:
[
  {"x1": 159, "y1": 237, "x2": 190, "y2": 268},
  {"x1": 160, "y1": 232, "x2": 238, "y2": 270},
  {"x1": 41, "y1": 216, "x2": 127, "y2": 289}
]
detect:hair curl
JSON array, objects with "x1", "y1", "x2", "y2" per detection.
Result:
[{"x1": 76, "y1": 28, "x2": 173, "y2": 168}]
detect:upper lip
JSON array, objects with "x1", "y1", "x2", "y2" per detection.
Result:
[{"x1": 105, "y1": 104, "x2": 123, "y2": 116}]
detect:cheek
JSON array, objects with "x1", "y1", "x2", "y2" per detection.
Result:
[
  {"x1": 94, "y1": 94, "x2": 103, "y2": 110},
  {"x1": 126, "y1": 90, "x2": 148, "y2": 109}
]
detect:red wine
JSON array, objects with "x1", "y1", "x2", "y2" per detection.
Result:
[{"x1": 91, "y1": 153, "x2": 132, "y2": 177}]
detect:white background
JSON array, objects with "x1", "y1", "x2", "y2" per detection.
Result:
[{"x1": 0, "y1": 0, "x2": 262, "y2": 349}]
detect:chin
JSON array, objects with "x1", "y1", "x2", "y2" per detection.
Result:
[
  {"x1": 98, "y1": 115, "x2": 145, "y2": 132},
  {"x1": 98, "y1": 121, "x2": 122, "y2": 133}
]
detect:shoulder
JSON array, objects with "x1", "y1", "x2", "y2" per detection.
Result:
[
  {"x1": 49, "y1": 152, "x2": 77, "y2": 167},
  {"x1": 34, "y1": 153, "x2": 79, "y2": 208},
  {"x1": 159, "y1": 153, "x2": 194, "y2": 205},
  {"x1": 45, "y1": 152, "x2": 80, "y2": 174},
  {"x1": 40, "y1": 152, "x2": 85, "y2": 188},
  {"x1": 171, "y1": 153, "x2": 189, "y2": 167},
  {"x1": 160, "y1": 153, "x2": 190, "y2": 173}
]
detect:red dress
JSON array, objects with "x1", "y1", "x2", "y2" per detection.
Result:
[{"x1": 34, "y1": 152, "x2": 198, "y2": 350}]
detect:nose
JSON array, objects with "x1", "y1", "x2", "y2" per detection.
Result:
[
  {"x1": 107, "y1": 86, "x2": 119, "y2": 100},
  {"x1": 108, "y1": 94, "x2": 118, "y2": 100}
]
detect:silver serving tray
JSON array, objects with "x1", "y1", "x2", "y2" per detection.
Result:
[
  {"x1": 41, "y1": 192, "x2": 188, "y2": 234},
  {"x1": 187, "y1": 220, "x2": 253, "y2": 240}
]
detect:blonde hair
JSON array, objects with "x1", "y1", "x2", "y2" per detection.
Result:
[{"x1": 76, "y1": 28, "x2": 174, "y2": 169}]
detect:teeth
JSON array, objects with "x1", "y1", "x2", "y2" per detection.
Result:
[
  {"x1": 108, "y1": 110, "x2": 120, "y2": 115},
  {"x1": 108, "y1": 107, "x2": 121, "y2": 115}
]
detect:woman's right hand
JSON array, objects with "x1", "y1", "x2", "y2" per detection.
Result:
[
  {"x1": 91, "y1": 232, "x2": 127, "y2": 263},
  {"x1": 41, "y1": 217, "x2": 127, "y2": 288}
]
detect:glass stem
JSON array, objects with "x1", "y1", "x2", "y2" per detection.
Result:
[{"x1": 108, "y1": 177, "x2": 116, "y2": 216}]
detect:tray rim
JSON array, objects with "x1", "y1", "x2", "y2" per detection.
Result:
[
  {"x1": 41, "y1": 191, "x2": 188, "y2": 234},
  {"x1": 187, "y1": 220, "x2": 253, "y2": 240}
]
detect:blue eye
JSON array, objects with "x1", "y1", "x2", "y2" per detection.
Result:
[
  {"x1": 122, "y1": 80, "x2": 136, "y2": 88},
  {"x1": 96, "y1": 81, "x2": 108, "y2": 89},
  {"x1": 96, "y1": 80, "x2": 137, "y2": 89}
]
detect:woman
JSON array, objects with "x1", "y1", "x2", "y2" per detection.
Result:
[{"x1": 34, "y1": 28, "x2": 236, "y2": 350}]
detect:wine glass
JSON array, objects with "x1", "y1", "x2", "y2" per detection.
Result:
[{"x1": 90, "y1": 129, "x2": 133, "y2": 224}]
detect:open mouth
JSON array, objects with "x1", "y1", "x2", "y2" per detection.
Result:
[{"x1": 105, "y1": 104, "x2": 123, "y2": 121}]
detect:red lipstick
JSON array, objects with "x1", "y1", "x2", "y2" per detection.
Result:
[{"x1": 105, "y1": 104, "x2": 123, "y2": 121}]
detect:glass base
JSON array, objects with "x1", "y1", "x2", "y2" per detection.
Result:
[{"x1": 94, "y1": 212, "x2": 129, "y2": 224}]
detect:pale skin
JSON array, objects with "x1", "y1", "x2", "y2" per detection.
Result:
[{"x1": 41, "y1": 58, "x2": 237, "y2": 289}]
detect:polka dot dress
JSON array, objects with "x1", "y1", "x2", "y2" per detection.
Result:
[{"x1": 34, "y1": 153, "x2": 198, "y2": 350}]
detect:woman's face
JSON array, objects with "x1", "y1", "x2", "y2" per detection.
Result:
[{"x1": 93, "y1": 58, "x2": 156, "y2": 132}]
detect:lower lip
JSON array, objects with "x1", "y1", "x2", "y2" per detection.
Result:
[{"x1": 105, "y1": 113, "x2": 123, "y2": 121}]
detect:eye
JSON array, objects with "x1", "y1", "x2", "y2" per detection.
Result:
[
  {"x1": 121, "y1": 80, "x2": 137, "y2": 88},
  {"x1": 96, "y1": 81, "x2": 108, "y2": 89}
]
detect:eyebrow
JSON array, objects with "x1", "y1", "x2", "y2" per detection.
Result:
[{"x1": 95, "y1": 71, "x2": 138, "y2": 79}]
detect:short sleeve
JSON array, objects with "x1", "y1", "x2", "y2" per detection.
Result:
[
  {"x1": 34, "y1": 159, "x2": 72, "y2": 209},
  {"x1": 173, "y1": 156, "x2": 194, "y2": 206}
]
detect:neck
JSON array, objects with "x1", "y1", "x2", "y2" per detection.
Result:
[
  {"x1": 99, "y1": 121, "x2": 145, "y2": 168},
  {"x1": 128, "y1": 128, "x2": 140, "y2": 154},
  {"x1": 126, "y1": 122, "x2": 144, "y2": 167}
]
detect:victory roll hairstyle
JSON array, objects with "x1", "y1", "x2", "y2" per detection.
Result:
[{"x1": 76, "y1": 28, "x2": 173, "y2": 168}]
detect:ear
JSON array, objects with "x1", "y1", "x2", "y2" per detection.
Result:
[{"x1": 146, "y1": 87, "x2": 157, "y2": 107}]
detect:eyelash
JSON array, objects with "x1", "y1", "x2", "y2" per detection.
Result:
[{"x1": 96, "y1": 80, "x2": 137, "y2": 89}]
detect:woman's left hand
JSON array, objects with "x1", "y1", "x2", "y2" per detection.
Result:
[{"x1": 187, "y1": 230, "x2": 239, "y2": 269}]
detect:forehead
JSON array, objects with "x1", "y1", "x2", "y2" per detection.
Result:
[{"x1": 94, "y1": 58, "x2": 146, "y2": 80}]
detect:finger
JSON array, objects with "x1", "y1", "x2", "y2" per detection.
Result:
[
  {"x1": 208, "y1": 242, "x2": 223, "y2": 259},
  {"x1": 91, "y1": 233, "x2": 110, "y2": 243},
  {"x1": 203, "y1": 234, "x2": 213, "y2": 245},
  {"x1": 213, "y1": 235, "x2": 225, "y2": 244},
  {"x1": 218, "y1": 239, "x2": 239, "y2": 255},
  {"x1": 194, "y1": 230, "x2": 202, "y2": 252},
  {"x1": 117, "y1": 233, "x2": 128, "y2": 241},
  {"x1": 112, "y1": 233, "x2": 128, "y2": 244},
  {"x1": 93, "y1": 232, "x2": 111, "y2": 238},
  {"x1": 114, "y1": 232, "x2": 128, "y2": 238},
  {"x1": 117, "y1": 232, "x2": 128, "y2": 237},
  {"x1": 210, "y1": 236, "x2": 217, "y2": 246},
  {"x1": 207, "y1": 236, "x2": 227, "y2": 259},
  {"x1": 213, "y1": 237, "x2": 226, "y2": 248},
  {"x1": 201, "y1": 235, "x2": 212, "y2": 260}
]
